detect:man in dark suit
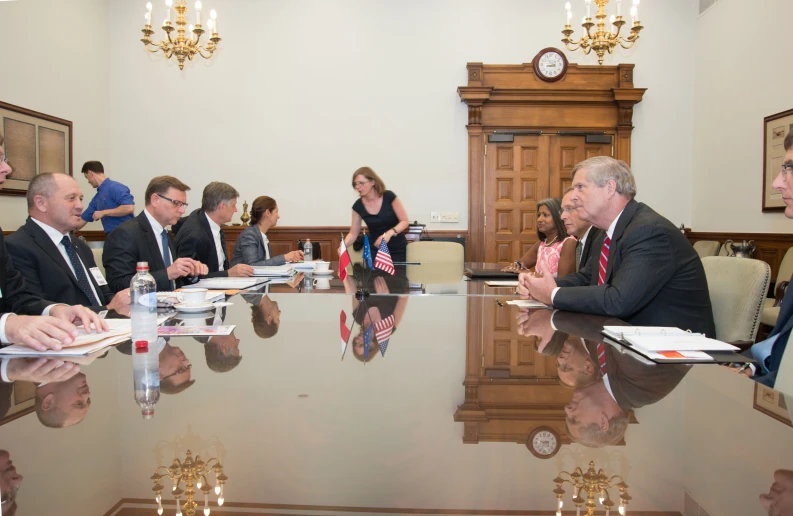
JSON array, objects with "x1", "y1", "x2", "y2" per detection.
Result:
[
  {"x1": 519, "y1": 156, "x2": 716, "y2": 337},
  {"x1": 0, "y1": 133, "x2": 109, "y2": 351},
  {"x1": 104, "y1": 176, "x2": 208, "y2": 293},
  {"x1": 747, "y1": 130, "x2": 793, "y2": 387},
  {"x1": 175, "y1": 182, "x2": 253, "y2": 278},
  {"x1": 6, "y1": 173, "x2": 129, "y2": 312},
  {"x1": 560, "y1": 187, "x2": 603, "y2": 272}
]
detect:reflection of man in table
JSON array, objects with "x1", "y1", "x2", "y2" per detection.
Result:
[
  {"x1": 35, "y1": 372, "x2": 91, "y2": 428},
  {"x1": 242, "y1": 293, "x2": 281, "y2": 340},
  {"x1": 159, "y1": 341, "x2": 194, "y2": 395},
  {"x1": 0, "y1": 449, "x2": 22, "y2": 516}
]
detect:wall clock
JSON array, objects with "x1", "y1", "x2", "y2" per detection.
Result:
[
  {"x1": 533, "y1": 47, "x2": 568, "y2": 82},
  {"x1": 527, "y1": 426, "x2": 561, "y2": 458}
]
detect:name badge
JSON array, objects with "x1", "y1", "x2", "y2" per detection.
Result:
[{"x1": 89, "y1": 267, "x2": 108, "y2": 286}]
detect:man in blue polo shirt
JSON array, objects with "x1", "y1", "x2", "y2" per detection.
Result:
[{"x1": 76, "y1": 161, "x2": 134, "y2": 233}]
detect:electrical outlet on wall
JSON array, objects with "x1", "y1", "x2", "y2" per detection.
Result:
[
  {"x1": 440, "y1": 212, "x2": 459, "y2": 223},
  {"x1": 430, "y1": 212, "x2": 441, "y2": 222}
]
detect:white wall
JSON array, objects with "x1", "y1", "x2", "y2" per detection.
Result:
[
  {"x1": 105, "y1": 0, "x2": 698, "y2": 231},
  {"x1": 691, "y1": 0, "x2": 793, "y2": 232},
  {"x1": 0, "y1": 0, "x2": 110, "y2": 231}
]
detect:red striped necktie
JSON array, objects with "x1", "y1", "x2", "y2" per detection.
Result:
[
  {"x1": 597, "y1": 343, "x2": 607, "y2": 375},
  {"x1": 598, "y1": 236, "x2": 611, "y2": 286}
]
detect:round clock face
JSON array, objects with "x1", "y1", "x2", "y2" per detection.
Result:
[
  {"x1": 532, "y1": 430, "x2": 558, "y2": 456},
  {"x1": 538, "y1": 52, "x2": 565, "y2": 79}
]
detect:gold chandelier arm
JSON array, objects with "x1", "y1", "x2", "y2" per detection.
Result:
[
  {"x1": 144, "y1": 43, "x2": 163, "y2": 53},
  {"x1": 617, "y1": 37, "x2": 637, "y2": 49},
  {"x1": 563, "y1": 41, "x2": 584, "y2": 52},
  {"x1": 196, "y1": 46, "x2": 216, "y2": 59}
]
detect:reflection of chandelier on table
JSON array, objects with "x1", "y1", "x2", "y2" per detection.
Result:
[
  {"x1": 151, "y1": 450, "x2": 228, "y2": 516},
  {"x1": 553, "y1": 461, "x2": 631, "y2": 516},
  {"x1": 140, "y1": 0, "x2": 222, "y2": 70},
  {"x1": 561, "y1": 0, "x2": 644, "y2": 65}
]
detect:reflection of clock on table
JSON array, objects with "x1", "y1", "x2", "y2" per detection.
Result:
[
  {"x1": 527, "y1": 426, "x2": 561, "y2": 458},
  {"x1": 533, "y1": 47, "x2": 569, "y2": 83}
]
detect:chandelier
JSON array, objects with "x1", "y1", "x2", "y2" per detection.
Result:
[
  {"x1": 561, "y1": 0, "x2": 643, "y2": 65},
  {"x1": 141, "y1": 0, "x2": 222, "y2": 70},
  {"x1": 553, "y1": 461, "x2": 631, "y2": 516},
  {"x1": 151, "y1": 450, "x2": 228, "y2": 516}
]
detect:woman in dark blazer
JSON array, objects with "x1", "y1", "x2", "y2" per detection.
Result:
[{"x1": 231, "y1": 196, "x2": 304, "y2": 267}]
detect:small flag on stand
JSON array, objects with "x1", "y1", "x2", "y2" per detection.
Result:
[
  {"x1": 362, "y1": 234, "x2": 373, "y2": 269},
  {"x1": 340, "y1": 310, "x2": 351, "y2": 358},
  {"x1": 374, "y1": 314, "x2": 395, "y2": 357},
  {"x1": 373, "y1": 239, "x2": 395, "y2": 275},
  {"x1": 339, "y1": 238, "x2": 352, "y2": 281},
  {"x1": 363, "y1": 323, "x2": 373, "y2": 362}
]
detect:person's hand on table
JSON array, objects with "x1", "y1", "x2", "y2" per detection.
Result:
[
  {"x1": 285, "y1": 250, "x2": 304, "y2": 263},
  {"x1": 228, "y1": 264, "x2": 254, "y2": 277},
  {"x1": 519, "y1": 261, "x2": 556, "y2": 305},
  {"x1": 286, "y1": 272, "x2": 304, "y2": 288},
  {"x1": 6, "y1": 357, "x2": 80, "y2": 384},
  {"x1": 107, "y1": 288, "x2": 131, "y2": 312},
  {"x1": 50, "y1": 304, "x2": 109, "y2": 335},
  {"x1": 5, "y1": 315, "x2": 79, "y2": 351},
  {"x1": 502, "y1": 262, "x2": 523, "y2": 273}
]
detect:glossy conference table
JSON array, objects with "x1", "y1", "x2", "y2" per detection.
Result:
[{"x1": 0, "y1": 263, "x2": 791, "y2": 516}]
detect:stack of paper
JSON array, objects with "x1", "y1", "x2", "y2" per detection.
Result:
[
  {"x1": 0, "y1": 319, "x2": 133, "y2": 357},
  {"x1": 293, "y1": 262, "x2": 316, "y2": 271},
  {"x1": 191, "y1": 278, "x2": 268, "y2": 290},
  {"x1": 159, "y1": 290, "x2": 226, "y2": 306},
  {"x1": 506, "y1": 299, "x2": 548, "y2": 308},
  {"x1": 251, "y1": 265, "x2": 295, "y2": 277},
  {"x1": 601, "y1": 326, "x2": 739, "y2": 362}
]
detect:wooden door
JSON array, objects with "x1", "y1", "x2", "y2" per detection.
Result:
[
  {"x1": 484, "y1": 135, "x2": 550, "y2": 264},
  {"x1": 550, "y1": 136, "x2": 613, "y2": 198},
  {"x1": 482, "y1": 300, "x2": 557, "y2": 379}
]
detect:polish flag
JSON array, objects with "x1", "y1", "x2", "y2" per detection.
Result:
[
  {"x1": 339, "y1": 239, "x2": 352, "y2": 281},
  {"x1": 340, "y1": 310, "x2": 351, "y2": 357}
]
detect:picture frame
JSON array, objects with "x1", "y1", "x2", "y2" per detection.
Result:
[
  {"x1": 0, "y1": 100, "x2": 73, "y2": 197},
  {"x1": 753, "y1": 382, "x2": 793, "y2": 427},
  {"x1": 762, "y1": 108, "x2": 793, "y2": 212}
]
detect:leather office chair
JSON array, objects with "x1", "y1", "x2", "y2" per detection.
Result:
[
  {"x1": 760, "y1": 247, "x2": 793, "y2": 327},
  {"x1": 693, "y1": 240, "x2": 720, "y2": 258},
  {"x1": 406, "y1": 241, "x2": 464, "y2": 265},
  {"x1": 702, "y1": 256, "x2": 770, "y2": 346}
]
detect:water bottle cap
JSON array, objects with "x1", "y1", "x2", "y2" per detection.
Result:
[
  {"x1": 135, "y1": 340, "x2": 149, "y2": 350},
  {"x1": 136, "y1": 261, "x2": 150, "y2": 271},
  {"x1": 142, "y1": 408, "x2": 154, "y2": 419}
]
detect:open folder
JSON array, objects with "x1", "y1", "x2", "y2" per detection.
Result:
[
  {"x1": 601, "y1": 326, "x2": 742, "y2": 363},
  {"x1": 0, "y1": 319, "x2": 133, "y2": 357}
]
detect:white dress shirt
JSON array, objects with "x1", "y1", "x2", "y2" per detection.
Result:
[
  {"x1": 261, "y1": 231, "x2": 271, "y2": 260},
  {"x1": 30, "y1": 218, "x2": 102, "y2": 305},
  {"x1": 143, "y1": 208, "x2": 170, "y2": 265},
  {"x1": 205, "y1": 213, "x2": 225, "y2": 271},
  {"x1": 552, "y1": 208, "x2": 626, "y2": 303}
]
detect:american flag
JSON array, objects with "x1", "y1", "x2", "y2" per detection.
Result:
[
  {"x1": 373, "y1": 239, "x2": 395, "y2": 275},
  {"x1": 374, "y1": 314, "x2": 395, "y2": 357}
]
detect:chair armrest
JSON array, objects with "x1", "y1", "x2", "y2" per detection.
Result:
[{"x1": 774, "y1": 281, "x2": 789, "y2": 307}]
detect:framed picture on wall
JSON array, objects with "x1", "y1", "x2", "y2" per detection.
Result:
[
  {"x1": 753, "y1": 383, "x2": 793, "y2": 427},
  {"x1": 763, "y1": 108, "x2": 793, "y2": 212},
  {"x1": 0, "y1": 101, "x2": 73, "y2": 197}
]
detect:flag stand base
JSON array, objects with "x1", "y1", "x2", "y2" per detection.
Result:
[{"x1": 355, "y1": 288, "x2": 370, "y2": 300}]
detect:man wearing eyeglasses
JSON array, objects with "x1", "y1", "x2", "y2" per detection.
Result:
[
  {"x1": 744, "y1": 130, "x2": 793, "y2": 389},
  {"x1": 104, "y1": 175, "x2": 208, "y2": 293},
  {"x1": 560, "y1": 187, "x2": 603, "y2": 273}
]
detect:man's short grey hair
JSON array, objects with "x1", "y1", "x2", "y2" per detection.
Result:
[
  {"x1": 26, "y1": 173, "x2": 60, "y2": 209},
  {"x1": 785, "y1": 129, "x2": 793, "y2": 152},
  {"x1": 572, "y1": 156, "x2": 637, "y2": 200},
  {"x1": 201, "y1": 182, "x2": 239, "y2": 212}
]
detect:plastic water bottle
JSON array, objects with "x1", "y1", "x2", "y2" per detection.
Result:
[
  {"x1": 132, "y1": 342, "x2": 160, "y2": 419},
  {"x1": 130, "y1": 262, "x2": 158, "y2": 347},
  {"x1": 303, "y1": 239, "x2": 313, "y2": 262}
]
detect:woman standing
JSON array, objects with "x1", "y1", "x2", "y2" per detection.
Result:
[
  {"x1": 341, "y1": 167, "x2": 410, "y2": 263},
  {"x1": 503, "y1": 198, "x2": 576, "y2": 277},
  {"x1": 231, "y1": 196, "x2": 303, "y2": 266}
]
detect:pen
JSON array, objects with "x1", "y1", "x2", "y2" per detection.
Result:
[{"x1": 735, "y1": 363, "x2": 751, "y2": 374}]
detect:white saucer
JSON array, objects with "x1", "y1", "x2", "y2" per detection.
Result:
[
  {"x1": 312, "y1": 269, "x2": 334, "y2": 276},
  {"x1": 174, "y1": 302, "x2": 216, "y2": 313}
]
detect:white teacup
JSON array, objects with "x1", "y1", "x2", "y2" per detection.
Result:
[
  {"x1": 313, "y1": 278, "x2": 331, "y2": 289},
  {"x1": 177, "y1": 317, "x2": 207, "y2": 327},
  {"x1": 181, "y1": 288, "x2": 208, "y2": 307},
  {"x1": 314, "y1": 261, "x2": 330, "y2": 272}
]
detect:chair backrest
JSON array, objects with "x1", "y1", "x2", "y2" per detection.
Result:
[
  {"x1": 406, "y1": 241, "x2": 464, "y2": 265},
  {"x1": 777, "y1": 247, "x2": 793, "y2": 284},
  {"x1": 693, "y1": 240, "x2": 720, "y2": 258},
  {"x1": 702, "y1": 256, "x2": 771, "y2": 343},
  {"x1": 91, "y1": 247, "x2": 105, "y2": 276}
]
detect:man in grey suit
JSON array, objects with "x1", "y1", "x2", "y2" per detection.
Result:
[{"x1": 518, "y1": 156, "x2": 716, "y2": 337}]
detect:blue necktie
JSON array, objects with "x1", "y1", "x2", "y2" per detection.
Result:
[
  {"x1": 61, "y1": 235, "x2": 100, "y2": 306},
  {"x1": 161, "y1": 229, "x2": 175, "y2": 290}
]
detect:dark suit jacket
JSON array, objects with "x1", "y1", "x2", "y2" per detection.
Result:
[
  {"x1": 584, "y1": 340, "x2": 690, "y2": 412},
  {"x1": 0, "y1": 230, "x2": 51, "y2": 318},
  {"x1": 174, "y1": 209, "x2": 229, "y2": 278},
  {"x1": 753, "y1": 270, "x2": 793, "y2": 387},
  {"x1": 554, "y1": 200, "x2": 716, "y2": 337},
  {"x1": 104, "y1": 211, "x2": 180, "y2": 293},
  {"x1": 6, "y1": 218, "x2": 113, "y2": 311},
  {"x1": 578, "y1": 226, "x2": 604, "y2": 272}
]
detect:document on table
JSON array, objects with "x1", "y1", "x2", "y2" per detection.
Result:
[
  {"x1": 191, "y1": 278, "x2": 269, "y2": 290},
  {"x1": 505, "y1": 299, "x2": 548, "y2": 308},
  {"x1": 0, "y1": 319, "x2": 133, "y2": 356},
  {"x1": 158, "y1": 325, "x2": 236, "y2": 337},
  {"x1": 485, "y1": 281, "x2": 519, "y2": 287}
]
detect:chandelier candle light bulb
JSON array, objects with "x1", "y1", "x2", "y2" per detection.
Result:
[{"x1": 210, "y1": 9, "x2": 217, "y2": 33}]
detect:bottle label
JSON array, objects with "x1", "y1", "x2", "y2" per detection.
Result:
[{"x1": 133, "y1": 292, "x2": 158, "y2": 308}]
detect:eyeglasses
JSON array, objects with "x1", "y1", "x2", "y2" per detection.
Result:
[
  {"x1": 157, "y1": 193, "x2": 189, "y2": 209},
  {"x1": 781, "y1": 163, "x2": 793, "y2": 179},
  {"x1": 0, "y1": 156, "x2": 8, "y2": 165},
  {"x1": 562, "y1": 206, "x2": 577, "y2": 214},
  {"x1": 161, "y1": 363, "x2": 191, "y2": 381},
  {"x1": 352, "y1": 180, "x2": 372, "y2": 187}
]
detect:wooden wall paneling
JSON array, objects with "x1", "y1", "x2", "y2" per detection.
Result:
[{"x1": 686, "y1": 230, "x2": 793, "y2": 283}]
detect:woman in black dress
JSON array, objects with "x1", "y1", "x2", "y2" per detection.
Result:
[{"x1": 341, "y1": 167, "x2": 410, "y2": 263}]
